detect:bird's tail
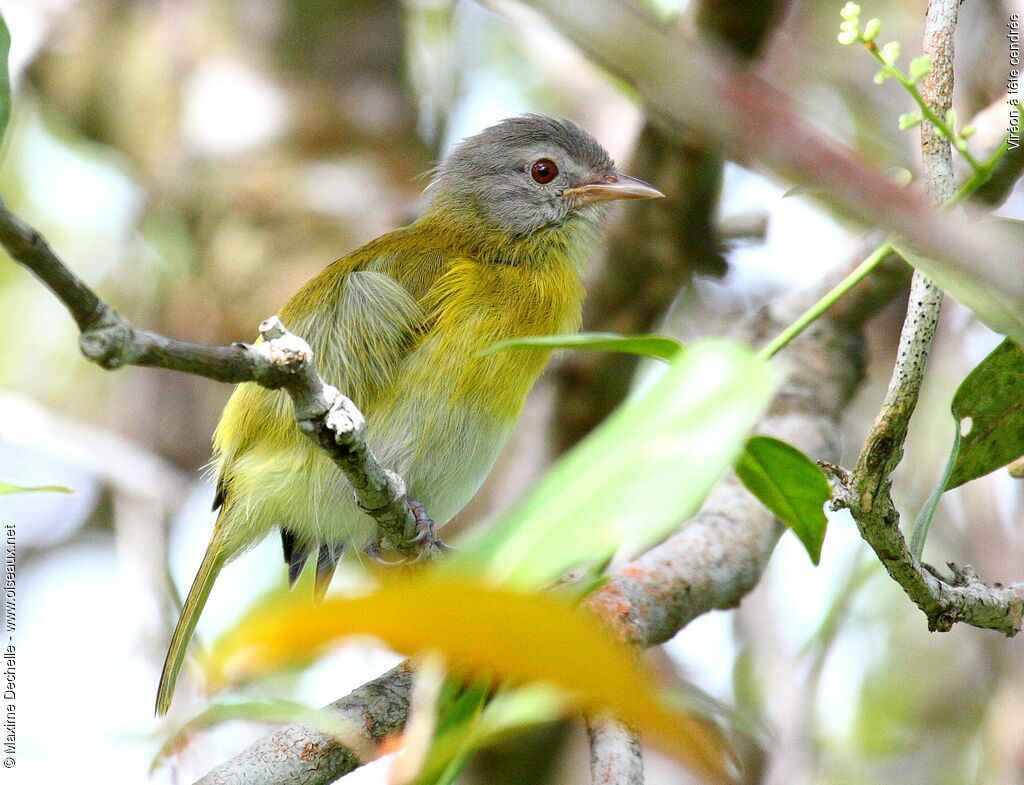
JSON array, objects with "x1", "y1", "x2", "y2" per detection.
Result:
[{"x1": 155, "y1": 535, "x2": 226, "y2": 716}]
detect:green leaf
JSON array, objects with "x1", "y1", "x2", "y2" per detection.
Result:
[
  {"x1": 0, "y1": 482, "x2": 73, "y2": 495},
  {"x1": 0, "y1": 12, "x2": 9, "y2": 147},
  {"x1": 455, "y1": 339, "x2": 775, "y2": 588},
  {"x1": 735, "y1": 436, "x2": 830, "y2": 564},
  {"x1": 413, "y1": 679, "x2": 494, "y2": 785},
  {"x1": 483, "y1": 332, "x2": 683, "y2": 363},
  {"x1": 892, "y1": 242, "x2": 1024, "y2": 345},
  {"x1": 945, "y1": 339, "x2": 1024, "y2": 489}
]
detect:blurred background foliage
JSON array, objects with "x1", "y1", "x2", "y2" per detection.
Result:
[{"x1": 0, "y1": 0, "x2": 1022, "y2": 783}]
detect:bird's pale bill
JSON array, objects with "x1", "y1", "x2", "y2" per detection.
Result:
[{"x1": 563, "y1": 172, "x2": 664, "y2": 205}]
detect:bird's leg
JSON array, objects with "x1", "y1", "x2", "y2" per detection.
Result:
[
  {"x1": 407, "y1": 499, "x2": 435, "y2": 543},
  {"x1": 408, "y1": 499, "x2": 452, "y2": 557}
]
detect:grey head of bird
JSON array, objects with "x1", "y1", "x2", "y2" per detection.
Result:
[{"x1": 428, "y1": 114, "x2": 664, "y2": 238}]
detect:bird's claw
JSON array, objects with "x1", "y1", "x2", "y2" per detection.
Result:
[
  {"x1": 362, "y1": 534, "x2": 406, "y2": 567},
  {"x1": 409, "y1": 526, "x2": 431, "y2": 544}
]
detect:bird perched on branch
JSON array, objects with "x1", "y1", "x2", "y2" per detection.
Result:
[{"x1": 156, "y1": 114, "x2": 663, "y2": 715}]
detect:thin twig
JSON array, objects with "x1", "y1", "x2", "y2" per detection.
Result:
[
  {"x1": 829, "y1": 475, "x2": 1024, "y2": 635},
  {"x1": 830, "y1": 0, "x2": 1024, "y2": 636},
  {"x1": 919, "y1": 0, "x2": 961, "y2": 200},
  {"x1": 256, "y1": 317, "x2": 425, "y2": 558},
  {"x1": 0, "y1": 196, "x2": 429, "y2": 557}
]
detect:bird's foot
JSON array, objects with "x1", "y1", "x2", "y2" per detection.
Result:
[
  {"x1": 362, "y1": 534, "x2": 406, "y2": 567},
  {"x1": 361, "y1": 501, "x2": 451, "y2": 566},
  {"x1": 407, "y1": 499, "x2": 452, "y2": 560}
]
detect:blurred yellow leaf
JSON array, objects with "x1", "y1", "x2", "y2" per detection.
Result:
[{"x1": 207, "y1": 574, "x2": 733, "y2": 783}]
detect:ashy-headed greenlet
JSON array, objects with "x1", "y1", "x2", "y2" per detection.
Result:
[{"x1": 156, "y1": 114, "x2": 664, "y2": 715}]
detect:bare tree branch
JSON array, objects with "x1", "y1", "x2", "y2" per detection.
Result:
[
  {"x1": 0, "y1": 196, "x2": 429, "y2": 557},
  {"x1": 587, "y1": 713, "x2": 644, "y2": 785},
  {"x1": 195, "y1": 663, "x2": 415, "y2": 785},
  {"x1": 828, "y1": 0, "x2": 1024, "y2": 636},
  {"x1": 919, "y1": 0, "x2": 959, "y2": 203}
]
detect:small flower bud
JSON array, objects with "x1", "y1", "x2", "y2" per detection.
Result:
[
  {"x1": 908, "y1": 55, "x2": 932, "y2": 83},
  {"x1": 884, "y1": 167, "x2": 913, "y2": 188},
  {"x1": 898, "y1": 112, "x2": 923, "y2": 130}
]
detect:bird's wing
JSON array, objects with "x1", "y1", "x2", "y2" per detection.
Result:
[
  {"x1": 211, "y1": 234, "x2": 454, "y2": 503},
  {"x1": 282, "y1": 266, "x2": 429, "y2": 407}
]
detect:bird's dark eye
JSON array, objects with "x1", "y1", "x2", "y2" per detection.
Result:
[{"x1": 530, "y1": 158, "x2": 559, "y2": 184}]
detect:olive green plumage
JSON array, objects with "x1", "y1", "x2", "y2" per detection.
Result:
[{"x1": 155, "y1": 115, "x2": 663, "y2": 716}]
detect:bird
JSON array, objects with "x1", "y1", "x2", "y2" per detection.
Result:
[{"x1": 155, "y1": 114, "x2": 664, "y2": 715}]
